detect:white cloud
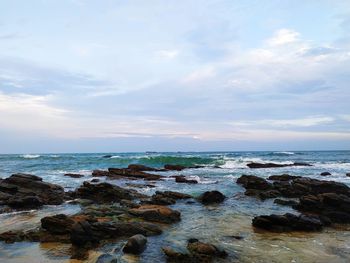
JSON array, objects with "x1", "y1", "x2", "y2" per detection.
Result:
[
  {"x1": 267, "y1": 28, "x2": 300, "y2": 46},
  {"x1": 155, "y1": 49, "x2": 179, "y2": 59}
]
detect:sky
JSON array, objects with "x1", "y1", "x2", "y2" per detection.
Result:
[{"x1": 0, "y1": 0, "x2": 350, "y2": 153}]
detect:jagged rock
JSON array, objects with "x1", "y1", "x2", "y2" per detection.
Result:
[
  {"x1": 129, "y1": 205, "x2": 181, "y2": 223},
  {"x1": 247, "y1": 162, "x2": 312, "y2": 169},
  {"x1": 320, "y1": 172, "x2": 331, "y2": 176},
  {"x1": 237, "y1": 175, "x2": 272, "y2": 190},
  {"x1": 123, "y1": 234, "x2": 147, "y2": 254},
  {"x1": 199, "y1": 191, "x2": 225, "y2": 204},
  {"x1": 0, "y1": 173, "x2": 64, "y2": 209},
  {"x1": 64, "y1": 173, "x2": 84, "y2": 178},
  {"x1": 108, "y1": 168, "x2": 163, "y2": 180},
  {"x1": 252, "y1": 213, "x2": 324, "y2": 232},
  {"x1": 74, "y1": 182, "x2": 145, "y2": 203},
  {"x1": 174, "y1": 175, "x2": 198, "y2": 184}
]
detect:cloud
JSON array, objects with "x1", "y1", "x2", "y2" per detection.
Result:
[
  {"x1": 155, "y1": 49, "x2": 179, "y2": 59},
  {"x1": 267, "y1": 29, "x2": 300, "y2": 46}
]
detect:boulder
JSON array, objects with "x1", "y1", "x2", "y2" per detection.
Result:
[
  {"x1": 147, "y1": 191, "x2": 192, "y2": 206},
  {"x1": 108, "y1": 168, "x2": 163, "y2": 180},
  {"x1": 268, "y1": 174, "x2": 301, "y2": 181},
  {"x1": 252, "y1": 213, "x2": 324, "y2": 232},
  {"x1": 123, "y1": 234, "x2": 147, "y2": 254},
  {"x1": 92, "y1": 170, "x2": 110, "y2": 177},
  {"x1": 320, "y1": 172, "x2": 331, "y2": 176},
  {"x1": 41, "y1": 214, "x2": 75, "y2": 234},
  {"x1": 127, "y1": 164, "x2": 164, "y2": 172},
  {"x1": 199, "y1": 191, "x2": 225, "y2": 204},
  {"x1": 129, "y1": 205, "x2": 181, "y2": 223},
  {"x1": 237, "y1": 175, "x2": 272, "y2": 190}
]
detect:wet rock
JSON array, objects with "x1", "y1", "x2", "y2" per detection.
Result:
[
  {"x1": 127, "y1": 164, "x2": 164, "y2": 172},
  {"x1": 95, "y1": 253, "x2": 118, "y2": 263},
  {"x1": 252, "y1": 213, "x2": 324, "y2": 232},
  {"x1": 71, "y1": 221, "x2": 162, "y2": 246},
  {"x1": 320, "y1": 172, "x2": 332, "y2": 176},
  {"x1": 237, "y1": 175, "x2": 272, "y2": 190},
  {"x1": 108, "y1": 168, "x2": 163, "y2": 181},
  {"x1": 274, "y1": 198, "x2": 298, "y2": 206},
  {"x1": 102, "y1": 155, "x2": 113, "y2": 158},
  {"x1": 126, "y1": 183, "x2": 156, "y2": 189},
  {"x1": 164, "y1": 164, "x2": 186, "y2": 171},
  {"x1": 64, "y1": 173, "x2": 84, "y2": 178},
  {"x1": 346, "y1": 173, "x2": 350, "y2": 177},
  {"x1": 74, "y1": 182, "x2": 145, "y2": 203},
  {"x1": 92, "y1": 170, "x2": 110, "y2": 177},
  {"x1": 41, "y1": 214, "x2": 75, "y2": 234},
  {"x1": 123, "y1": 234, "x2": 147, "y2": 254},
  {"x1": 91, "y1": 179, "x2": 100, "y2": 183},
  {"x1": 147, "y1": 191, "x2": 191, "y2": 205},
  {"x1": 162, "y1": 247, "x2": 190, "y2": 262},
  {"x1": 199, "y1": 191, "x2": 226, "y2": 204},
  {"x1": 0, "y1": 173, "x2": 64, "y2": 209},
  {"x1": 268, "y1": 174, "x2": 301, "y2": 181},
  {"x1": 129, "y1": 205, "x2": 181, "y2": 223},
  {"x1": 247, "y1": 162, "x2": 312, "y2": 169},
  {"x1": 174, "y1": 175, "x2": 198, "y2": 184}
]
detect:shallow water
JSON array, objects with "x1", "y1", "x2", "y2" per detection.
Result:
[{"x1": 0, "y1": 151, "x2": 350, "y2": 262}]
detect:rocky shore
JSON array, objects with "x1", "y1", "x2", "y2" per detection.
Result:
[{"x1": 1, "y1": 162, "x2": 350, "y2": 262}]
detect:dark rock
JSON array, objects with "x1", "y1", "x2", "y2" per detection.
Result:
[
  {"x1": 92, "y1": 170, "x2": 110, "y2": 177},
  {"x1": 95, "y1": 253, "x2": 118, "y2": 263},
  {"x1": 108, "y1": 168, "x2": 163, "y2": 181},
  {"x1": 127, "y1": 164, "x2": 164, "y2": 172},
  {"x1": 147, "y1": 191, "x2": 191, "y2": 206},
  {"x1": 74, "y1": 182, "x2": 145, "y2": 203},
  {"x1": 123, "y1": 234, "x2": 147, "y2": 254},
  {"x1": 91, "y1": 179, "x2": 100, "y2": 183},
  {"x1": 0, "y1": 173, "x2": 64, "y2": 209},
  {"x1": 247, "y1": 162, "x2": 312, "y2": 169},
  {"x1": 41, "y1": 214, "x2": 75, "y2": 234},
  {"x1": 64, "y1": 173, "x2": 84, "y2": 178},
  {"x1": 268, "y1": 174, "x2": 301, "y2": 181},
  {"x1": 237, "y1": 175, "x2": 272, "y2": 190},
  {"x1": 175, "y1": 175, "x2": 198, "y2": 184},
  {"x1": 252, "y1": 213, "x2": 324, "y2": 232},
  {"x1": 164, "y1": 164, "x2": 186, "y2": 171},
  {"x1": 199, "y1": 191, "x2": 225, "y2": 204},
  {"x1": 320, "y1": 172, "x2": 332, "y2": 176},
  {"x1": 102, "y1": 155, "x2": 113, "y2": 158},
  {"x1": 129, "y1": 205, "x2": 181, "y2": 223},
  {"x1": 346, "y1": 173, "x2": 350, "y2": 177}
]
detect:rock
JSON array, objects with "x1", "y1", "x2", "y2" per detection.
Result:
[
  {"x1": 41, "y1": 214, "x2": 75, "y2": 234},
  {"x1": 268, "y1": 174, "x2": 301, "y2": 181},
  {"x1": 123, "y1": 234, "x2": 147, "y2": 254},
  {"x1": 252, "y1": 213, "x2": 324, "y2": 232},
  {"x1": 127, "y1": 164, "x2": 164, "y2": 172},
  {"x1": 74, "y1": 182, "x2": 145, "y2": 203},
  {"x1": 199, "y1": 191, "x2": 225, "y2": 204},
  {"x1": 102, "y1": 155, "x2": 113, "y2": 158},
  {"x1": 92, "y1": 170, "x2": 110, "y2": 177},
  {"x1": 91, "y1": 179, "x2": 100, "y2": 183},
  {"x1": 70, "y1": 221, "x2": 162, "y2": 246},
  {"x1": 162, "y1": 247, "x2": 190, "y2": 262},
  {"x1": 0, "y1": 173, "x2": 64, "y2": 209},
  {"x1": 164, "y1": 164, "x2": 186, "y2": 171},
  {"x1": 108, "y1": 168, "x2": 163, "y2": 180},
  {"x1": 64, "y1": 173, "x2": 84, "y2": 178},
  {"x1": 147, "y1": 191, "x2": 191, "y2": 206},
  {"x1": 129, "y1": 205, "x2": 181, "y2": 223},
  {"x1": 274, "y1": 198, "x2": 298, "y2": 206},
  {"x1": 237, "y1": 175, "x2": 272, "y2": 190},
  {"x1": 187, "y1": 239, "x2": 227, "y2": 259},
  {"x1": 95, "y1": 253, "x2": 118, "y2": 263},
  {"x1": 247, "y1": 162, "x2": 312, "y2": 169},
  {"x1": 174, "y1": 175, "x2": 198, "y2": 184},
  {"x1": 320, "y1": 172, "x2": 332, "y2": 176},
  {"x1": 346, "y1": 173, "x2": 350, "y2": 177}
]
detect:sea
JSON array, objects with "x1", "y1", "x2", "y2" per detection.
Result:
[{"x1": 0, "y1": 151, "x2": 350, "y2": 263}]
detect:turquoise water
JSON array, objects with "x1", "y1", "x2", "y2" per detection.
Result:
[{"x1": 1, "y1": 151, "x2": 350, "y2": 262}]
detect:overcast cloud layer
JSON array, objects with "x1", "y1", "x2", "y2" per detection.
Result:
[{"x1": 0, "y1": 0, "x2": 350, "y2": 153}]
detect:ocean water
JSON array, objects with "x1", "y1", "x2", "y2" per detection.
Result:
[{"x1": 1, "y1": 151, "x2": 350, "y2": 263}]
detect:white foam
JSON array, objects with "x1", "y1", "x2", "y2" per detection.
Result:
[
  {"x1": 273, "y1": 151, "x2": 295, "y2": 155},
  {"x1": 22, "y1": 154, "x2": 40, "y2": 159}
]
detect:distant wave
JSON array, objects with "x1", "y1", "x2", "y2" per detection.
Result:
[
  {"x1": 220, "y1": 157, "x2": 294, "y2": 169},
  {"x1": 273, "y1": 151, "x2": 295, "y2": 155},
  {"x1": 22, "y1": 154, "x2": 40, "y2": 159}
]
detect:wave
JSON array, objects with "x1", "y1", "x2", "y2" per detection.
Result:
[
  {"x1": 219, "y1": 157, "x2": 294, "y2": 169},
  {"x1": 22, "y1": 154, "x2": 40, "y2": 159},
  {"x1": 273, "y1": 151, "x2": 295, "y2": 155}
]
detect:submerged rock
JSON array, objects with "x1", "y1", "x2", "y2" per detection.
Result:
[
  {"x1": 0, "y1": 173, "x2": 64, "y2": 209},
  {"x1": 64, "y1": 173, "x2": 84, "y2": 178},
  {"x1": 108, "y1": 168, "x2": 163, "y2": 180},
  {"x1": 174, "y1": 175, "x2": 198, "y2": 184},
  {"x1": 274, "y1": 198, "x2": 298, "y2": 206},
  {"x1": 127, "y1": 164, "x2": 164, "y2": 172},
  {"x1": 123, "y1": 234, "x2": 147, "y2": 254},
  {"x1": 129, "y1": 205, "x2": 181, "y2": 223},
  {"x1": 199, "y1": 191, "x2": 226, "y2": 204},
  {"x1": 320, "y1": 172, "x2": 332, "y2": 176},
  {"x1": 92, "y1": 170, "x2": 110, "y2": 177},
  {"x1": 164, "y1": 164, "x2": 186, "y2": 171},
  {"x1": 252, "y1": 213, "x2": 324, "y2": 232}
]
